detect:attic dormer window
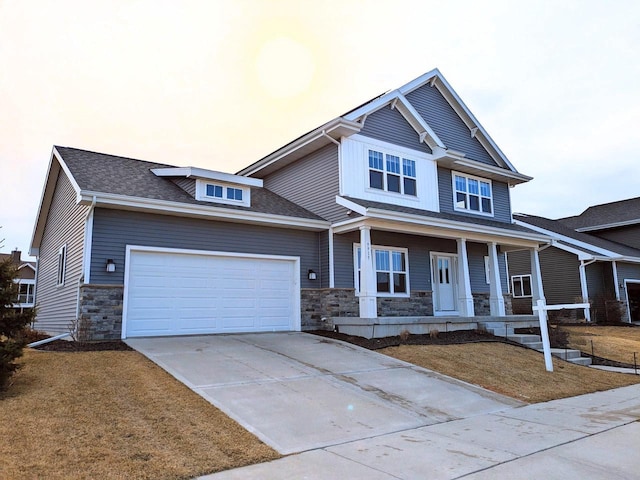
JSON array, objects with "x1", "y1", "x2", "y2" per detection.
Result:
[{"x1": 196, "y1": 180, "x2": 250, "y2": 207}]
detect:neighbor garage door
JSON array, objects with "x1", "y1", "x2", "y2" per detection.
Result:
[{"x1": 123, "y1": 248, "x2": 299, "y2": 338}]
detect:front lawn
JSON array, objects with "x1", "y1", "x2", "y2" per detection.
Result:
[
  {"x1": 0, "y1": 349, "x2": 279, "y2": 479},
  {"x1": 381, "y1": 342, "x2": 640, "y2": 403},
  {"x1": 563, "y1": 325, "x2": 640, "y2": 365}
]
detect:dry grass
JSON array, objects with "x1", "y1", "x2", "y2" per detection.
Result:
[
  {"x1": 0, "y1": 349, "x2": 279, "y2": 480},
  {"x1": 564, "y1": 325, "x2": 640, "y2": 365},
  {"x1": 381, "y1": 342, "x2": 640, "y2": 403}
]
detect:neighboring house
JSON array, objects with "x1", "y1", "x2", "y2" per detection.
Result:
[
  {"x1": 507, "y1": 214, "x2": 640, "y2": 323},
  {"x1": 0, "y1": 249, "x2": 36, "y2": 309},
  {"x1": 30, "y1": 68, "x2": 550, "y2": 340},
  {"x1": 560, "y1": 196, "x2": 640, "y2": 250}
]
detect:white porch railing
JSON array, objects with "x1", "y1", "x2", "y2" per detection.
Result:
[{"x1": 532, "y1": 300, "x2": 591, "y2": 372}]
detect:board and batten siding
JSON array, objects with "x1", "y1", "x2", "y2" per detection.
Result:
[
  {"x1": 359, "y1": 105, "x2": 432, "y2": 154},
  {"x1": 90, "y1": 209, "x2": 320, "y2": 288},
  {"x1": 262, "y1": 144, "x2": 344, "y2": 222},
  {"x1": 593, "y1": 225, "x2": 640, "y2": 251},
  {"x1": 405, "y1": 84, "x2": 497, "y2": 166},
  {"x1": 34, "y1": 170, "x2": 88, "y2": 334},
  {"x1": 437, "y1": 167, "x2": 512, "y2": 224}
]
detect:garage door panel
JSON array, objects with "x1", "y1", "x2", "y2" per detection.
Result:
[{"x1": 125, "y1": 250, "x2": 298, "y2": 338}]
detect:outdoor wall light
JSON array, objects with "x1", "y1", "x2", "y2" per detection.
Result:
[
  {"x1": 106, "y1": 259, "x2": 116, "y2": 273},
  {"x1": 308, "y1": 269, "x2": 317, "y2": 280}
]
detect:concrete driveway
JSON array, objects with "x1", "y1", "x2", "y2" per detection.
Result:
[{"x1": 126, "y1": 332, "x2": 520, "y2": 454}]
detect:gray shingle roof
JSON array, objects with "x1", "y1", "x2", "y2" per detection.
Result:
[
  {"x1": 558, "y1": 197, "x2": 640, "y2": 230},
  {"x1": 345, "y1": 197, "x2": 538, "y2": 234},
  {"x1": 55, "y1": 146, "x2": 325, "y2": 221},
  {"x1": 515, "y1": 213, "x2": 640, "y2": 258}
]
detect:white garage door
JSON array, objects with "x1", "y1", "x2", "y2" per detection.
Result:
[{"x1": 123, "y1": 248, "x2": 299, "y2": 338}]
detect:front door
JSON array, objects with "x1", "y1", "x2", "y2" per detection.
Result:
[{"x1": 433, "y1": 254, "x2": 458, "y2": 314}]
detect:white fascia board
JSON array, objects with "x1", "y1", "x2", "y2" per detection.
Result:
[
  {"x1": 437, "y1": 157, "x2": 532, "y2": 184},
  {"x1": 237, "y1": 118, "x2": 361, "y2": 177},
  {"x1": 30, "y1": 147, "x2": 83, "y2": 255},
  {"x1": 78, "y1": 191, "x2": 330, "y2": 231},
  {"x1": 335, "y1": 196, "x2": 367, "y2": 216},
  {"x1": 513, "y1": 219, "x2": 621, "y2": 257},
  {"x1": 17, "y1": 263, "x2": 36, "y2": 272},
  {"x1": 366, "y1": 208, "x2": 550, "y2": 243},
  {"x1": 576, "y1": 219, "x2": 640, "y2": 232},
  {"x1": 331, "y1": 208, "x2": 550, "y2": 244},
  {"x1": 550, "y1": 240, "x2": 596, "y2": 261},
  {"x1": 152, "y1": 167, "x2": 263, "y2": 187},
  {"x1": 396, "y1": 68, "x2": 441, "y2": 96}
]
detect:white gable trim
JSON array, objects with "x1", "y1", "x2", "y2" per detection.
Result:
[
  {"x1": 345, "y1": 91, "x2": 445, "y2": 150},
  {"x1": 513, "y1": 218, "x2": 624, "y2": 258}
]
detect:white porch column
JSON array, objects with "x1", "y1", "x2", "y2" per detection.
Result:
[
  {"x1": 456, "y1": 238, "x2": 474, "y2": 316},
  {"x1": 358, "y1": 226, "x2": 377, "y2": 318},
  {"x1": 612, "y1": 261, "x2": 620, "y2": 301},
  {"x1": 530, "y1": 248, "x2": 546, "y2": 306},
  {"x1": 579, "y1": 260, "x2": 592, "y2": 322},
  {"x1": 488, "y1": 242, "x2": 506, "y2": 316}
]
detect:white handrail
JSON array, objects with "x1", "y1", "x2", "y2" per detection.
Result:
[{"x1": 531, "y1": 301, "x2": 590, "y2": 372}]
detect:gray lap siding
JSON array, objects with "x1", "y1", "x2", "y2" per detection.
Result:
[
  {"x1": 438, "y1": 167, "x2": 512, "y2": 223},
  {"x1": 34, "y1": 170, "x2": 88, "y2": 334},
  {"x1": 333, "y1": 231, "x2": 507, "y2": 293},
  {"x1": 89, "y1": 208, "x2": 320, "y2": 287},
  {"x1": 358, "y1": 105, "x2": 432, "y2": 154}
]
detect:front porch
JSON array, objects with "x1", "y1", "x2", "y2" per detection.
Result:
[{"x1": 332, "y1": 314, "x2": 539, "y2": 339}]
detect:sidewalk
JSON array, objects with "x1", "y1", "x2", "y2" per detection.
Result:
[{"x1": 201, "y1": 384, "x2": 640, "y2": 479}]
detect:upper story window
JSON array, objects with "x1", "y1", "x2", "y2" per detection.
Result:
[
  {"x1": 196, "y1": 180, "x2": 251, "y2": 207},
  {"x1": 17, "y1": 281, "x2": 35, "y2": 305},
  {"x1": 368, "y1": 149, "x2": 417, "y2": 196},
  {"x1": 453, "y1": 172, "x2": 493, "y2": 216}
]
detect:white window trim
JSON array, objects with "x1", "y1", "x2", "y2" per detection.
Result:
[
  {"x1": 367, "y1": 149, "x2": 418, "y2": 197},
  {"x1": 353, "y1": 243, "x2": 410, "y2": 297},
  {"x1": 195, "y1": 179, "x2": 251, "y2": 207},
  {"x1": 16, "y1": 279, "x2": 35, "y2": 306},
  {"x1": 511, "y1": 274, "x2": 532, "y2": 298},
  {"x1": 452, "y1": 171, "x2": 494, "y2": 217},
  {"x1": 57, "y1": 244, "x2": 67, "y2": 287}
]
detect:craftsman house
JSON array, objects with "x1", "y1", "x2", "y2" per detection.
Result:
[{"x1": 30, "y1": 68, "x2": 550, "y2": 340}]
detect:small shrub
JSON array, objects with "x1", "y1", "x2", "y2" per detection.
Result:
[
  {"x1": 0, "y1": 258, "x2": 36, "y2": 390},
  {"x1": 429, "y1": 329, "x2": 439, "y2": 339},
  {"x1": 548, "y1": 325, "x2": 569, "y2": 348},
  {"x1": 399, "y1": 329, "x2": 410, "y2": 342}
]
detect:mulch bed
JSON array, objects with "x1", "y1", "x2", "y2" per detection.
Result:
[
  {"x1": 32, "y1": 340, "x2": 133, "y2": 352},
  {"x1": 310, "y1": 329, "x2": 500, "y2": 350}
]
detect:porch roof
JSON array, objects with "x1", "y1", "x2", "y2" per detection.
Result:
[{"x1": 333, "y1": 197, "x2": 550, "y2": 248}]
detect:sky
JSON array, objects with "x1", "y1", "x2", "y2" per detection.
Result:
[{"x1": 1, "y1": 0, "x2": 639, "y2": 258}]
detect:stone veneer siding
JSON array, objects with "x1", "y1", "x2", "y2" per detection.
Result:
[
  {"x1": 473, "y1": 293, "x2": 514, "y2": 316},
  {"x1": 78, "y1": 284, "x2": 124, "y2": 341}
]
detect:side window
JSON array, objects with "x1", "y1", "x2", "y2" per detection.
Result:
[
  {"x1": 511, "y1": 274, "x2": 532, "y2": 298},
  {"x1": 57, "y1": 245, "x2": 67, "y2": 286}
]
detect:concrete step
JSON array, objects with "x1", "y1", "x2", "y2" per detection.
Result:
[
  {"x1": 568, "y1": 356, "x2": 592, "y2": 366},
  {"x1": 521, "y1": 341, "x2": 544, "y2": 350},
  {"x1": 486, "y1": 328, "x2": 515, "y2": 337},
  {"x1": 507, "y1": 334, "x2": 541, "y2": 344},
  {"x1": 548, "y1": 348, "x2": 582, "y2": 360}
]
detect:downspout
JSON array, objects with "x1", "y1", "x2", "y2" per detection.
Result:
[
  {"x1": 321, "y1": 131, "x2": 340, "y2": 290},
  {"x1": 579, "y1": 259, "x2": 597, "y2": 322},
  {"x1": 328, "y1": 227, "x2": 335, "y2": 288},
  {"x1": 74, "y1": 196, "x2": 97, "y2": 334}
]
